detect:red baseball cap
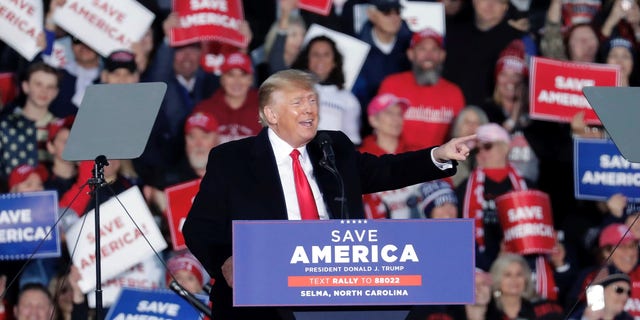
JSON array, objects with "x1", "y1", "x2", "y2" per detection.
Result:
[
  {"x1": 9, "y1": 164, "x2": 49, "y2": 190},
  {"x1": 166, "y1": 252, "x2": 209, "y2": 287},
  {"x1": 367, "y1": 93, "x2": 410, "y2": 116},
  {"x1": 48, "y1": 116, "x2": 75, "y2": 143},
  {"x1": 410, "y1": 28, "x2": 444, "y2": 49},
  {"x1": 220, "y1": 52, "x2": 253, "y2": 74},
  {"x1": 599, "y1": 223, "x2": 637, "y2": 247},
  {"x1": 184, "y1": 111, "x2": 219, "y2": 134}
]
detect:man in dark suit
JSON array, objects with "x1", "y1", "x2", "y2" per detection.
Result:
[{"x1": 183, "y1": 69, "x2": 475, "y2": 319}]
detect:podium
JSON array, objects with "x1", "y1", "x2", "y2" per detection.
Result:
[{"x1": 233, "y1": 219, "x2": 475, "y2": 319}]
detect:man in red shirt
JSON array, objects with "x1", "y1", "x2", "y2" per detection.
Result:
[{"x1": 378, "y1": 28, "x2": 465, "y2": 151}]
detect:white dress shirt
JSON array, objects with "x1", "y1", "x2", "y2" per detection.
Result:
[
  {"x1": 268, "y1": 129, "x2": 451, "y2": 220},
  {"x1": 268, "y1": 129, "x2": 330, "y2": 220}
]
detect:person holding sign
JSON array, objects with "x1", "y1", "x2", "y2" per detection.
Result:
[
  {"x1": 143, "y1": 111, "x2": 219, "y2": 214},
  {"x1": 48, "y1": 37, "x2": 102, "y2": 118},
  {"x1": 481, "y1": 39, "x2": 540, "y2": 183},
  {"x1": 183, "y1": 69, "x2": 475, "y2": 319},
  {"x1": 263, "y1": 0, "x2": 307, "y2": 76},
  {"x1": 458, "y1": 123, "x2": 530, "y2": 267}
]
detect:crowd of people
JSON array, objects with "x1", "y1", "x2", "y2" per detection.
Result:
[{"x1": 1, "y1": 0, "x2": 640, "y2": 319}]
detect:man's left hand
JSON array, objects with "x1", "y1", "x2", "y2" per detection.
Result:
[{"x1": 434, "y1": 134, "x2": 476, "y2": 162}]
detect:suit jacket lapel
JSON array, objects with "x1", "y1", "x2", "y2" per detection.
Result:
[{"x1": 249, "y1": 129, "x2": 288, "y2": 219}]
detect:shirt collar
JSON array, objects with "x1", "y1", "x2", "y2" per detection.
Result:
[{"x1": 268, "y1": 128, "x2": 309, "y2": 165}]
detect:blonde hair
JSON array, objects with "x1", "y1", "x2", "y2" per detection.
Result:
[
  {"x1": 258, "y1": 69, "x2": 318, "y2": 126},
  {"x1": 489, "y1": 253, "x2": 536, "y2": 309}
]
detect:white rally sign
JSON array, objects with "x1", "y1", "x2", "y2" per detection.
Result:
[
  {"x1": 400, "y1": 0, "x2": 445, "y2": 35},
  {"x1": 66, "y1": 187, "x2": 168, "y2": 293},
  {"x1": 53, "y1": 0, "x2": 154, "y2": 57},
  {"x1": 0, "y1": 0, "x2": 43, "y2": 60}
]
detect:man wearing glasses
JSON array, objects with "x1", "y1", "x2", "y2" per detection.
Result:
[{"x1": 457, "y1": 123, "x2": 530, "y2": 268}]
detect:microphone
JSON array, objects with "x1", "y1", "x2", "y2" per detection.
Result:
[
  {"x1": 317, "y1": 132, "x2": 335, "y2": 167},
  {"x1": 169, "y1": 280, "x2": 212, "y2": 318},
  {"x1": 316, "y1": 133, "x2": 349, "y2": 220}
]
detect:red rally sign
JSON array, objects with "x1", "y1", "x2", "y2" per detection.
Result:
[
  {"x1": 496, "y1": 190, "x2": 555, "y2": 255},
  {"x1": 171, "y1": 0, "x2": 247, "y2": 48},
  {"x1": 529, "y1": 56, "x2": 619, "y2": 125},
  {"x1": 165, "y1": 179, "x2": 201, "y2": 251},
  {"x1": 299, "y1": 0, "x2": 333, "y2": 16}
]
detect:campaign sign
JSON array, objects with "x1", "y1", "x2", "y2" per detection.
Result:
[
  {"x1": 574, "y1": 138, "x2": 640, "y2": 201},
  {"x1": 496, "y1": 190, "x2": 555, "y2": 255},
  {"x1": 0, "y1": 191, "x2": 60, "y2": 260},
  {"x1": 66, "y1": 187, "x2": 168, "y2": 293},
  {"x1": 171, "y1": 0, "x2": 247, "y2": 48},
  {"x1": 53, "y1": 0, "x2": 155, "y2": 57},
  {"x1": 0, "y1": 0, "x2": 43, "y2": 60},
  {"x1": 105, "y1": 288, "x2": 206, "y2": 320},
  {"x1": 165, "y1": 179, "x2": 201, "y2": 251},
  {"x1": 233, "y1": 219, "x2": 474, "y2": 306},
  {"x1": 87, "y1": 257, "x2": 164, "y2": 308},
  {"x1": 529, "y1": 56, "x2": 619, "y2": 125},
  {"x1": 299, "y1": 0, "x2": 332, "y2": 16},
  {"x1": 400, "y1": 1, "x2": 445, "y2": 35}
]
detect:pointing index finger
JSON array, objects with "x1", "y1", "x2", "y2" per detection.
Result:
[{"x1": 456, "y1": 134, "x2": 477, "y2": 144}]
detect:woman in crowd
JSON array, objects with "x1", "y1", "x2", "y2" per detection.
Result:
[
  {"x1": 292, "y1": 35, "x2": 361, "y2": 144},
  {"x1": 602, "y1": 37, "x2": 636, "y2": 87},
  {"x1": 482, "y1": 39, "x2": 539, "y2": 183},
  {"x1": 264, "y1": 0, "x2": 307, "y2": 76},
  {"x1": 487, "y1": 253, "x2": 537, "y2": 319}
]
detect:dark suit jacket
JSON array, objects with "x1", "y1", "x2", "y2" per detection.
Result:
[{"x1": 183, "y1": 128, "x2": 456, "y2": 319}]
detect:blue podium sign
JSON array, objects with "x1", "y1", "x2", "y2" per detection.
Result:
[
  {"x1": 574, "y1": 138, "x2": 640, "y2": 201},
  {"x1": 105, "y1": 288, "x2": 206, "y2": 320},
  {"x1": 0, "y1": 191, "x2": 60, "y2": 260},
  {"x1": 233, "y1": 219, "x2": 475, "y2": 306}
]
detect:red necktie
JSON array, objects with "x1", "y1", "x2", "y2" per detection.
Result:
[{"x1": 290, "y1": 149, "x2": 319, "y2": 220}]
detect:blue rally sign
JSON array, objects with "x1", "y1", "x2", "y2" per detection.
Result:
[
  {"x1": 105, "y1": 288, "x2": 206, "y2": 320},
  {"x1": 574, "y1": 138, "x2": 640, "y2": 201},
  {"x1": 0, "y1": 191, "x2": 60, "y2": 260},
  {"x1": 233, "y1": 219, "x2": 475, "y2": 306}
]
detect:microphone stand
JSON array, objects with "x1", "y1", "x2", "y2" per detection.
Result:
[
  {"x1": 319, "y1": 159, "x2": 349, "y2": 220},
  {"x1": 169, "y1": 280, "x2": 213, "y2": 317},
  {"x1": 89, "y1": 155, "x2": 109, "y2": 319}
]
